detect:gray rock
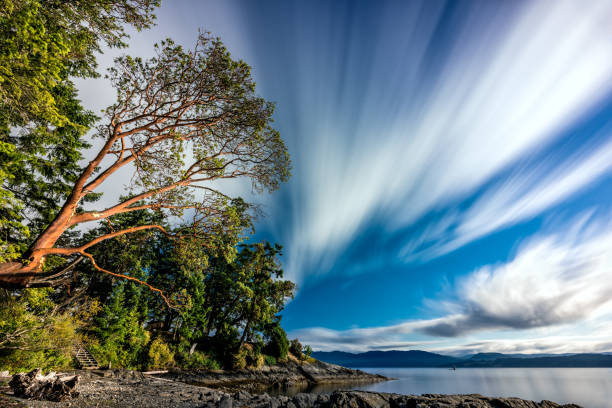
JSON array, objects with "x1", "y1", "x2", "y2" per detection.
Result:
[
  {"x1": 219, "y1": 395, "x2": 233, "y2": 408},
  {"x1": 292, "y1": 392, "x2": 319, "y2": 408},
  {"x1": 11, "y1": 368, "x2": 583, "y2": 408},
  {"x1": 234, "y1": 390, "x2": 252, "y2": 400}
]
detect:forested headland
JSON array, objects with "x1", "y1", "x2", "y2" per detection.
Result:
[{"x1": 0, "y1": 0, "x2": 304, "y2": 373}]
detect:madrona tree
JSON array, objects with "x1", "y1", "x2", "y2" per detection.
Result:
[
  {"x1": 1, "y1": 0, "x2": 160, "y2": 263},
  {"x1": 0, "y1": 34, "x2": 291, "y2": 297}
]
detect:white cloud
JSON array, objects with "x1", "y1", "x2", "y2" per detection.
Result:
[
  {"x1": 274, "y1": 0, "x2": 612, "y2": 282},
  {"x1": 432, "y1": 334, "x2": 612, "y2": 357},
  {"x1": 292, "y1": 215, "x2": 612, "y2": 353},
  {"x1": 402, "y1": 133, "x2": 612, "y2": 261}
]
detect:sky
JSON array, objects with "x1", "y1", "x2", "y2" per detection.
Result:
[{"x1": 76, "y1": 0, "x2": 612, "y2": 355}]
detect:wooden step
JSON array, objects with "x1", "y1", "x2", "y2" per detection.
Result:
[{"x1": 72, "y1": 344, "x2": 99, "y2": 369}]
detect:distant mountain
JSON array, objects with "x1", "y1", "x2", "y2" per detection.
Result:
[
  {"x1": 313, "y1": 350, "x2": 612, "y2": 368},
  {"x1": 311, "y1": 350, "x2": 461, "y2": 367},
  {"x1": 465, "y1": 352, "x2": 573, "y2": 360},
  {"x1": 455, "y1": 353, "x2": 612, "y2": 368},
  {"x1": 468, "y1": 353, "x2": 509, "y2": 361}
]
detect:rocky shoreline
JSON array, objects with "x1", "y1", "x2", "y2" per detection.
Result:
[
  {"x1": 159, "y1": 358, "x2": 388, "y2": 393},
  {"x1": 0, "y1": 360, "x2": 583, "y2": 407}
]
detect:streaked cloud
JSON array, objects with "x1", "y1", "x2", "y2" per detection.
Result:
[
  {"x1": 72, "y1": 0, "x2": 612, "y2": 351},
  {"x1": 290, "y1": 214, "x2": 612, "y2": 352},
  {"x1": 434, "y1": 336, "x2": 612, "y2": 357},
  {"x1": 403, "y1": 134, "x2": 612, "y2": 260},
  {"x1": 265, "y1": 0, "x2": 612, "y2": 283}
]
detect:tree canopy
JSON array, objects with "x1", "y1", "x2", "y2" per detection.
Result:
[
  {"x1": 0, "y1": 0, "x2": 300, "y2": 374},
  {"x1": 0, "y1": 33, "x2": 291, "y2": 295},
  {"x1": 1, "y1": 0, "x2": 159, "y2": 265}
]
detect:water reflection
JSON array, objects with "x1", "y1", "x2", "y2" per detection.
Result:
[{"x1": 267, "y1": 380, "x2": 379, "y2": 397}]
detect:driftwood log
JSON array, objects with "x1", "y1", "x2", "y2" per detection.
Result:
[{"x1": 9, "y1": 368, "x2": 79, "y2": 401}]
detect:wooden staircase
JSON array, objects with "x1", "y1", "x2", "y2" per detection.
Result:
[{"x1": 73, "y1": 344, "x2": 98, "y2": 369}]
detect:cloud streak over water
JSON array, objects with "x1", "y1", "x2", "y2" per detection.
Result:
[
  {"x1": 73, "y1": 0, "x2": 612, "y2": 351},
  {"x1": 290, "y1": 214, "x2": 612, "y2": 352}
]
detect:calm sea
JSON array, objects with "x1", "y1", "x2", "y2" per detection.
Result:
[{"x1": 346, "y1": 367, "x2": 612, "y2": 408}]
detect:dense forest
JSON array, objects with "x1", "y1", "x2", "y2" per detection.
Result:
[{"x1": 0, "y1": 0, "x2": 303, "y2": 372}]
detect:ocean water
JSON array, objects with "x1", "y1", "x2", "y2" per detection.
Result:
[{"x1": 349, "y1": 367, "x2": 612, "y2": 408}]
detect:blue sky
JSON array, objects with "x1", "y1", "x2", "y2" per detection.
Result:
[{"x1": 77, "y1": 0, "x2": 612, "y2": 355}]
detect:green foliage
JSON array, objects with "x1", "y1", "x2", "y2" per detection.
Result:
[
  {"x1": 264, "y1": 322, "x2": 289, "y2": 360},
  {"x1": 89, "y1": 285, "x2": 150, "y2": 369},
  {"x1": 289, "y1": 338, "x2": 303, "y2": 359},
  {"x1": 0, "y1": 0, "x2": 158, "y2": 125},
  {"x1": 231, "y1": 347, "x2": 247, "y2": 370},
  {"x1": 0, "y1": 288, "x2": 85, "y2": 372},
  {"x1": 228, "y1": 344, "x2": 264, "y2": 370},
  {"x1": 255, "y1": 353, "x2": 265, "y2": 368},
  {"x1": 0, "y1": 0, "x2": 69, "y2": 125},
  {"x1": 303, "y1": 345, "x2": 313, "y2": 358},
  {"x1": 0, "y1": 141, "x2": 28, "y2": 262},
  {"x1": 232, "y1": 243, "x2": 295, "y2": 347},
  {"x1": 243, "y1": 343, "x2": 264, "y2": 369},
  {"x1": 0, "y1": 0, "x2": 159, "y2": 266},
  {"x1": 182, "y1": 351, "x2": 221, "y2": 370},
  {"x1": 0, "y1": 0, "x2": 296, "y2": 371},
  {"x1": 263, "y1": 355, "x2": 276, "y2": 366},
  {"x1": 146, "y1": 338, "x2": 174, "y2": 369},
  {"x1": 172, "y1": 341, "x2": 221, "y2": 370}
]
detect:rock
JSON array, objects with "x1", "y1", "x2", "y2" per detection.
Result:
[
  {"x1": 219, "y1": 395, "x2": 233, "y2": 408},
  {"x1": 292, "y1": 392, "x2": 319, "y2": 408},
  {"x1": 6, "y1": 368, "x2": 583, "y2": 408},
  {"x1": 234, "y1": 390, "x2": 252, "y2": 400},
  {"x1": 159, "y1": 357, "x2": 388, "y2": 394},
  {"x1": 92, "y1": 369, "x2": 113, "y2": 377},
  {"x1": 8, "y1": 368, "x2": 80, "y2": 402}
]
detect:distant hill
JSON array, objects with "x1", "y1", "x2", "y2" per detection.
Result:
[
  {"x1": 455, "y1": 353, "x2": 612, "y2": 368},
  {"x1": 468, "y1": 353, "x2": 509, "y2": 361},
  {"x1": 313, "y1": 350, "x2": 612, "y2": 368},
  {"x1": 463, "y1": 352, "x2": 574, "y2": 360},
  {"x1": 311, "y1": 350, "x2": 461, "y2": 367}
]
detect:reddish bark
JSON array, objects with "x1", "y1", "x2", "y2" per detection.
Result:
[{"x1": 0, "y1": 35, "x2": 289, "y2": 307}]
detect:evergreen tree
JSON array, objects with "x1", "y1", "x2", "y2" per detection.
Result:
[{"x1": 0, "y1": 0, "x2": 159, "y2": 264}]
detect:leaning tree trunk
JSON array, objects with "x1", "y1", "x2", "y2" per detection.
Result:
[
  {"x1": 0, "y1": 195, "x2": 79, "y2": 288},
  {"x1": 0, "y1": 126, "x2": 123, "y2": 289},
  {"x1": 0, "y1": 261, "x2": 40, "y2": 288}
]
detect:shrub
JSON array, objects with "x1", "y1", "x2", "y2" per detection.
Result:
[
  {"x1": 185, "y1": 351, "x2": 221, "y2": 370},
  {"x1": 263, "y1": 355, "x2": 276, "y2": 366},
  {"x1": 303, "y1": 345, "x2": 312, "y2": 358},
  {"x1": 0, "y1": 288, "x2": 83, "y2": 372},
  {"x1": 146, "y1": 338, "x2": 175, "y2": 369},
  {"x1": 253, "y1": 353, "x2": 264, "y2": 369},
  {"x1": 289, "y1": 338, "x2": 303, "y2": 359},
  {"x1": 233, "y1": 344, "x2": 265, "y2": 369},
  {"x1": 172, "y1": 341, "x2": 221, "y2": 370},
  {"x1": 231, "y1": 347, "x2": 248, "y2": 370},
  {"x1": 264, "y1": 323, "x2": 288, "y2": 359}
]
